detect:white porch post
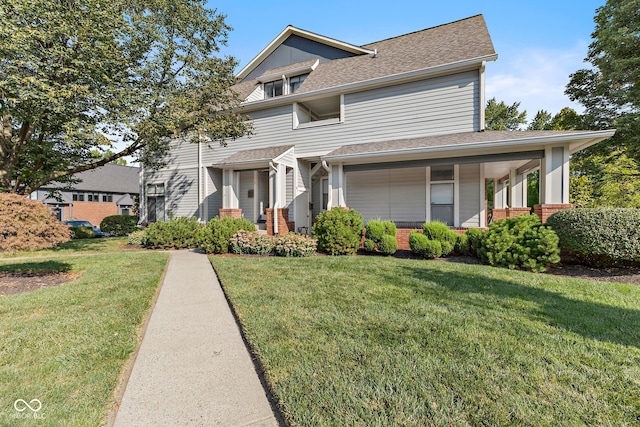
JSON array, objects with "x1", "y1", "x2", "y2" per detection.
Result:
[
  {"x1": 222, "y1": 168, "x2": 239, "y2": 209},
  {"x1": 510, "y1": 168, "x2": 527, "y2": 208},
  {"x1": 322, "y1": 161, "x2": 332, "y2": 210},
  {"x1": 540, "y1": 146, "x2": 570, "y2": 204},
  {"x1": 337, "y1": 163, "x2": 346, "y2": 207},
  {"x1": 494, "y1": 179, "x2": 505, "y2": 209}
]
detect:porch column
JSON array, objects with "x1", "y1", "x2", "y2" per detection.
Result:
[
  {"x1": 536, "y1": 146, "x2": 572, "y2": 222},
  {"x1": 492, "y1": 178, "x2": 508, "y2": 222},
  {"x1": 222, "y1": 169, "x2": 239, "y2": 209}
]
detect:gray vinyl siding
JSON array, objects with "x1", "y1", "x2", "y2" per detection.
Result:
[
  {"x1": 206, "y1": 168, "x2": 222, "y2": 221},
  {"x1": 346, "y1": 167, "x2": 426, "y2": 223},
  {"x1": 146, "y1": 167, "x2": 199, "y2": 219},
  {"x1": 238, "y1": 171, "x2": 254, "y2": 222},
  {"x1": 199, "y1": 71, "x2": 480, "y2": 166},
  {"x1": 459, "y1": 163, "x2": 481, "y2": 228},
  {"x1": 286, "y1": 168, "x2": 294, "y2": 221}
]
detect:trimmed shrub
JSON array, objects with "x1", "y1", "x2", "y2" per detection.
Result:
[
  {"x1": 229, "y1": 230, "x2": 275, "y2": 255},
  {"x1": 312, "y1": 208, "x2": 363, "y2": 255},
  {"x1": 274, "y1": 233, "x2": 317, "y2": 257},
  {"x1": 200, "y1": 217, "x2": 256, "y2": 254},
  {"x1": 422, "y1": 221, "x2": 457, "y2": 256},
  {"x1": 128, "y1": 230, "x2": 145, "y2": 245},
  {"x1": 546, "y1": 208, "x2": 640, "y2": 266},
  {"x1": 70, "y1": 226, "x2": 95, "y2": 239},
  {"x1": 409, "y1": 232, "x2": 442, "y2": 259},
  {"x1": 478, "y1": 214, "x2": 560, "y2": 272},
  {"x1": 0, "y1": 193, "x2": 71, "y2": 251},
  {"x1": 363, "y1": 239, "x2": 376, "y2": 252},
  {"x1": 142, "y1": 217, "x2": 203, "y2": 249},
  {"x1": 378, "y1": 234, "x2": 398, "y2": 255},
  {"x1": 364, "y1": 219, "x2": 398, "y2": 255},
  {"x1": 455, "y1": 233, "x2": 470, "y2": 255},
  {"x1": 100, "y1": 215, "x2": 139, "y2": 236},
  {"x1": 465, "y1": 228, "x2": 484, "y2": 257}
]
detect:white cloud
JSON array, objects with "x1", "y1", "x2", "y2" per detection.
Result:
[{"x1": 486, "y1": 43, "x2": 589, "y2": 120}]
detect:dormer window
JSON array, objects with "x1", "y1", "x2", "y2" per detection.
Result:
[
  {"x1": 264, "y1": 80, "x2": 283, "y2": 98},
  {"x1": 289, "y1": 74, "x2": 307, "y2": 93}
]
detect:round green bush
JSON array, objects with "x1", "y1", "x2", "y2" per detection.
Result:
[
  {"x1": 478, "y1": 214, "x2": 560, "y2": 272},
  {"x1": 70, "y1": 226, "x2": 96, "y2": 239},
  {"x1": 383, "y1": 221, "x2": 397, "y2": 237},
  {"x1": 378, "y1": 234, "x2": 398, "y2": 255},
  {"x1": 455, "y1": 233, "x2": 470, "y2": 255},
  {"x1": 364, "y1": 220, "x2": 385, "y2": 242},
  {"x1": 546, "y1": 208, "x2": 640, "y2": 266},
  {"x1": 409, "y1": 232, "x2": 442, "y2": 259},
  {"x1": 312, "y1": 208, "x2": 363, "y2": 255},
  {"x1": 100, "y1": 215, "x2": 139, "y2": 236},
  {"x1": 142, "y1": 216, "x2": 203, "y2": 249},
  {"x1": 200, "y1": 216, "x2": 256, "y2": 254},
  {"x1": 423, "y1": 221, "x2": 458, "y2": 246},
  {"x1": 363, "y1": 239, "x2": 376, "y2": 252},
  {"x1": 465, "y1": 228, "x2": 484, "y2": 257}
]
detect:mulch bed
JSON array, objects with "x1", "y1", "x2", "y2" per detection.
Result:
[{"x1": 0, "y1": 271, "x2": 82, "y2": 296}]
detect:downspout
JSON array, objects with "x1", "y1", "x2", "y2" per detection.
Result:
[
  {"x1": 322, "y1": 160, "x2": 332, "y2": 210},
  {"x1": 269, "y1": 161, "x2": 279, "y2": 234},
  {"x1": 197, "y1": 132, "x2": 203, "y2": 222}
]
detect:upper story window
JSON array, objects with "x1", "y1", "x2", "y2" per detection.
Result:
[{"x1": 263, "y1": 73, "x2": 309, "y2": 99}]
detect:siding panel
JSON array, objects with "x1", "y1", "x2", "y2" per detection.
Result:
[{"x1": 459, "y1": 163, "x2": 481, "y2": 228}]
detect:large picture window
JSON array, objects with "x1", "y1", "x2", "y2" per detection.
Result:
[{"x1": 147, "y1": 183, "x2": 165, "y2": 222}]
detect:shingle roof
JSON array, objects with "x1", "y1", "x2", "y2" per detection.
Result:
[
  {"x1": 232, "y1": 15, "x2": 496, "y2": 101},
  {"x1": 214, "y1": 145, "x2": 294, "y2": 166},
  {"x1": 47, "y1": 164, "x2": 140, "y2": 194},
  {"x1": 323, "y1": 130, "x2": 611, "y2": 158}
]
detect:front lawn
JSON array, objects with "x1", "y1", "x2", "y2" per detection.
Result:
[
  {"x1": 212, "y1": 256, "x2": 640, "y2": 426},
  {"x1": 0, "y1": 250, "x2": 168, "y2": 426}
]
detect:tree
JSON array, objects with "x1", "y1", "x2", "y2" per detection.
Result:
[
  {"x1": 0, "y1": 0, "x2": 252, "y2": 195},
  {"x1": 565, "y1": 0, "x2": 640, "y2": 161},
  {"x1": 484, "y1": 98, "x2": 527, "y2": 130},
  {"x1": 527, "y1": 110, "x2": 553, "y2": 130},
  {"x1": 90, "y1": 149, "x2": 127, "y2": 166}
]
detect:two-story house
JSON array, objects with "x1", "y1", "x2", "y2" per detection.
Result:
[{"x1": 141, "y1": 15, "x2": 614, "y2": 244}]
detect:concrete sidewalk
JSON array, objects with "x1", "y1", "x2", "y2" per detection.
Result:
[{"x1": 111, "y1": 250, "x2": 280, "y2": 427}]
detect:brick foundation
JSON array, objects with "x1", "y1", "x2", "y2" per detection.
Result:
[
  {"x1": 396, "y1": 228, "x2": 421, "y2": 250},
  {"x1": 491, "y1": 208, "x2": 507, "y2": 221},
  {"x1": 71, "y1": 202, "x2": 118, "y2": 227},
  {"x1": 506, "y1": 207, "x2": 532, "y2": 217},
  {"x1": 534, "y1": 204, "x2": 573, "y2": 223},
  {"x1": 266, "y1": 208, "x2": 294, "y2": 235},
  {"x1": 218, "y1": 208, "x2": 243, "y2": 219}
]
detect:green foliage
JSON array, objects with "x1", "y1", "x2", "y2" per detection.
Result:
[
  {"x1": 229, "y1": 230, "x2": 275, "y2": 255},
  {"x1": 422, "y1": 221, "x2": 457, "y2": 256},
  {"x1": 274, "y1": 234, "x2": 317, "y2": 257},
  {"x1": 546, "y1": 208, "x2": 640, "y2": 266},
  {"x1": 378, "y1": 234, "x2": 398, "y2": 255},
  {"x1": 465, "y1": 228, "x2": 485, "y2": 258},
  {"x1": 455, "y1": 233, "x2": 470, "y2": 256},
  {"x1": 312, "y1": 208, "x2": 363, "y2": 255},
  {"x1": 409, "y1": 232, "x2": 442, "y2": 259},
  {"x1": 478, "y1": 215, "x2": 560, "y2": 272},
  {"x1": 484, "y1": 97, "x2": 527, "y2": 130},
  {"x1": 127, "y1": 230, "x2": 145, "y2": 245},
  {"x1": 70, "y1": 226, "x2": 96, "y2": 239},
  {"x1": 142, "y1": 217, "x2": 203, "y2": 250},
  {"x1": 199, "y1": 217, "x2": 256, "y2": 254},
  {"x1": 100, "y1": 215, "x2": 139, "y2": 236},
  {"x1": 0, "y1": 193, "x2": 71, "y2": 251},
  {"x1": 0, "y1": 0, "x2": 252, "y2": 194},
  {"x1": 363, "y1": 219, "x2": 397, "y2": 255}
]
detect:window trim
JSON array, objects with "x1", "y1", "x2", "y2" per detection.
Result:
[
  {"x1": 426, "y1": 165, "x2": 459, "y2": 226},
  {"x1": 292, "y1": 94, "x2": 344, "y2": 130}
]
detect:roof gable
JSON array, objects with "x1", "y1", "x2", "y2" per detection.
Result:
[{"x1": 237, "y1": 26, "x2": 374, "y2": 81}]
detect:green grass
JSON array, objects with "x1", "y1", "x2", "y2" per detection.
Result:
[
  {"x1": 0, "y1": 250, "x2": 168, "y2": 426},
  {"x1": 211, "y1": 256, "x2": 640, "y2": 426},
  {"x1": 0, "y1": 237, "x2": 139, "y2": 259}
]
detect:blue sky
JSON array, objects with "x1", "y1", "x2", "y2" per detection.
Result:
[{"x1": 209, "y1": 0, "x2": 606, "y2": 121}]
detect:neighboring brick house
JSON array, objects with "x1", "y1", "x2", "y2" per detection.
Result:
[
  {"x1": 33, "y1": 164, "x2": 140, "y2": 227},
  {"x1": 141, "y1": 15, "x2": 614, "y2": 243}
]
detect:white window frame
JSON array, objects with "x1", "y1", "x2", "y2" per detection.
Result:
[{"x1": 426, "y1": 165, "x2": 459, "y2": 226}]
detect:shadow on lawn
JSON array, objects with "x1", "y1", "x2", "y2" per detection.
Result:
[
  {"x1": 395, "y1": 264, "x2": 640, "y2": 349},
  {"x1": 0, "y1": 260, "x2": 72, "y2": 274}
]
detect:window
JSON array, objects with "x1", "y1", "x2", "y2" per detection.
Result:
[
  {"x1": 293, "y1": 95, "x2": 342, "y2": 129},
  {"x1": 147, "y1": 183, "x2": 165, "y2": 222},
  {"x1": 103, "y1": 194, "x2": 113, "y2": 202},
  {"x1": 264, "y1": 80, "x2": 283, "y2": 98},
  {"x1": 121, "y1": 207, "x2": 130, "y2": 216},
  {"x1": 72, "y1": 192, "x2": 84, "y2": 201},
  {"x1": 430, "y1": 166, "x2": 454, "y2": 226},
  {"x1": 87, "y1": 193, "x2": 100, "y2": 202},
  {"x1": 289, "y1": 74, "x2": 307, "y2": 94}
]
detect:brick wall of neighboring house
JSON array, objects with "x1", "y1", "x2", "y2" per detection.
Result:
[{"x1": 71, "y1": 202, "x2": 118, "y2": 227}]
